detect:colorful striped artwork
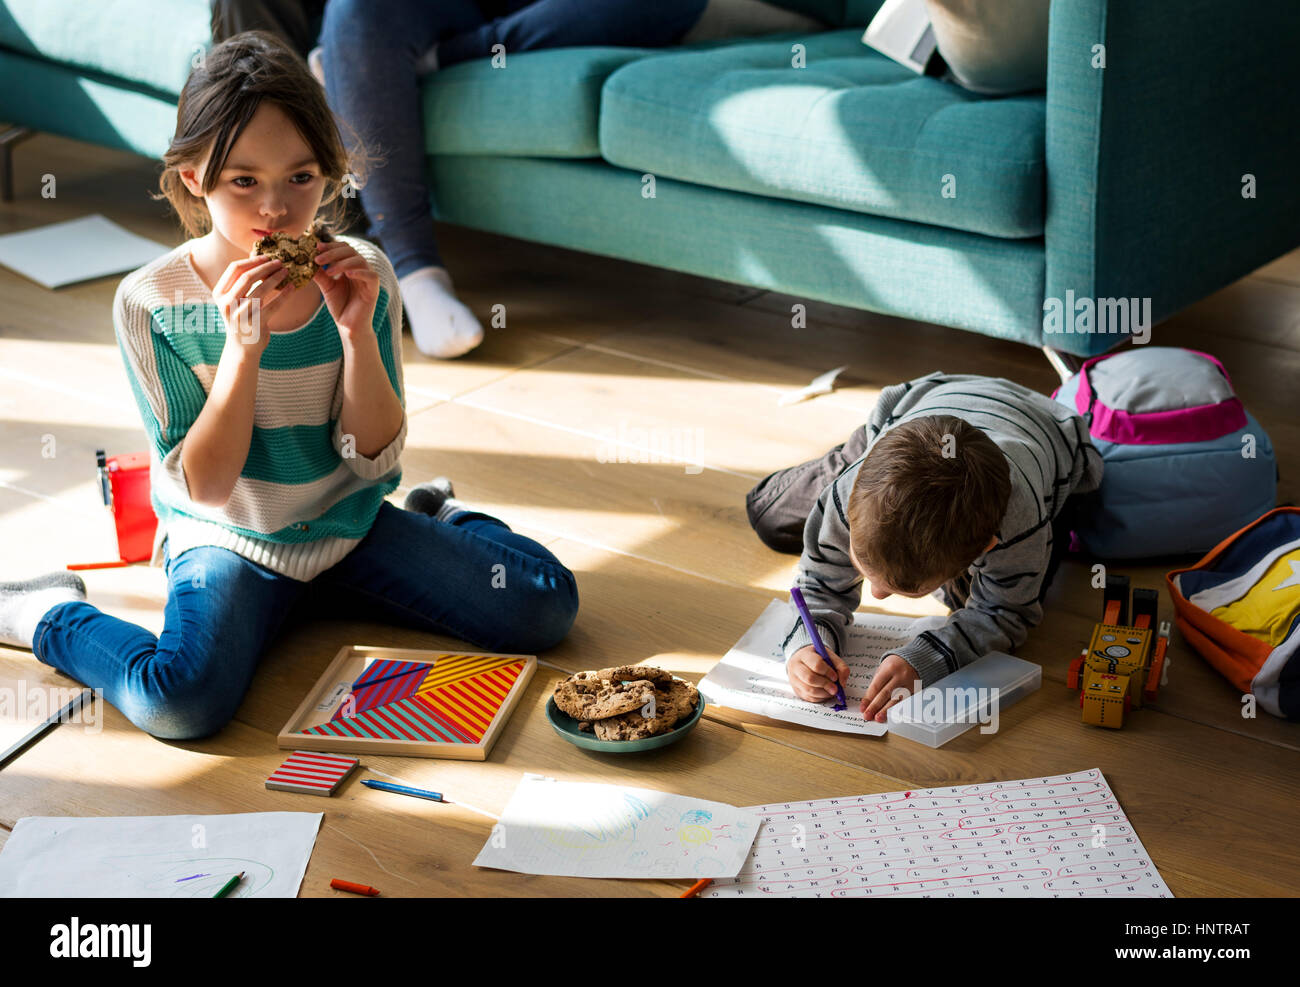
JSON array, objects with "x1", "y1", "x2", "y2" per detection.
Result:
[
  {"x1": 416, "y1": 661, "x2": 525, "y2": 743},
  {"x1": 352, "y1": 658, "x2": 431, "y2": 691},
  {"x1": 331, "y1": 662, "x2": 429, "y2": 721},
  {"x1": 306, "y1": 692, "x2": 467, "y2": 743},
  {"x1": 308, "y1": 655, "x2": 528, "y2": 746},
  {"x1": 414, "y1": 654, "x2": 522, "y2": 694},
  {"x1": 265, "y1": 750, "x2": 359, "y2": 796}
]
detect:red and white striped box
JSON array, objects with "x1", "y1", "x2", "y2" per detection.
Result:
[{"x1": 265, "y1": 750, "x2": 359, "y2": 796}]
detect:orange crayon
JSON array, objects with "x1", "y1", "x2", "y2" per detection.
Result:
[{"x1": 330, "y1": 878, "x2": 381, "y2": 896}]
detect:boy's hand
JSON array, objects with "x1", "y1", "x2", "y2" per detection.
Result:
[
  {"x1": 788, "y1": 644, "x2": 850, "y2": 703},
  {"x1": 861, "y1": 654, "x2": 921, "y2": 722}
]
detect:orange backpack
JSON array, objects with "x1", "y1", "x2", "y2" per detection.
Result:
[{"x1": 1166, "y1": 507, "x2": 1300, "y2": 719}]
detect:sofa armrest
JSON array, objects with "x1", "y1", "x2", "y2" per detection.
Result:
[{"x1": 1043, "y1": 0, "x2": 1300, "y2": 355}]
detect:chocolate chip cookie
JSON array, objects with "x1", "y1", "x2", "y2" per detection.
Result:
[
  {"x1": 253, "y1": 222, "x2": 328, "y2": 288},
  {"x1": 554, "y1": 664, "x2": 700, "y2": 742},
  {"x1": 554, "y1": 671, "x2": 654, "y2": 720}
]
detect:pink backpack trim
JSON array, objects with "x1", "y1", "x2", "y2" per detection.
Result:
[{"x1": 1072, "y1": 349, "x2": 1247, "y2": 445}]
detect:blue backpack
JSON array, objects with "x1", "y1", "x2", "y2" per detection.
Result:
[{"x1": 1053, "y1": 347, "x2": 1277, "y2": 559}]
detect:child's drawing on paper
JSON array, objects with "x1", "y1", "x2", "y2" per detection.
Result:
[
  {"x1": 110, "y1": 855, "x2": 275, "y2": 898},
  {"x1": 537, "y1": 789, "x2": 654, "y2": 851},
  {"x1": 474, "y1": 778, "x2": 761, "y2": 879},
  {"x1": 676, "y1": 808, "x2": 714, "y2": 846}
]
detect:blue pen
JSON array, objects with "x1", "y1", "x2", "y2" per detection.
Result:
[
  {"x1": 790, "y1": 586, "x2": 847, "y2": 711},
  {"x1": 361, "y1": 779, "x2": 445, "y2": 803}
]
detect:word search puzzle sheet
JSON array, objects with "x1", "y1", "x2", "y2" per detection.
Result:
[{"x1": 703, "y1": 768, "x2": 1172, "y2": 898}]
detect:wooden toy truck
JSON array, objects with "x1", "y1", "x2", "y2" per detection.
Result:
[{"x1": 1067, "y1": 575, "x2": 1170, "y2": 728}]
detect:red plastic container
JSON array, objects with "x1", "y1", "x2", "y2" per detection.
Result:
[{"x1": 105, "y1": 451, "x2": 157, "y2": 563}]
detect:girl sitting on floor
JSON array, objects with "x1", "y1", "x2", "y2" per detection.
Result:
[{"x1": 0, "y1": 31, "x2": 578, "y2": 739}]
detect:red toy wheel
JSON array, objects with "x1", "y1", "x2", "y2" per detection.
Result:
[
  {"x1": 1067, "y1": 656, "x2": 1085, "y2": 691},
  {"x1": 1146, "y1": 652, "x2": 1165, "y2": 703}
]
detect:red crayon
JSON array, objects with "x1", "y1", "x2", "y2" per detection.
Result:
[{"x1": 331, "y1": 878, "x2": 381, "y2": 896}]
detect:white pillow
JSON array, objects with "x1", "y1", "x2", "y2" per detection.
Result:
[{"x1": 924, "y1": 0, "x2": 1051, "y2": 95}]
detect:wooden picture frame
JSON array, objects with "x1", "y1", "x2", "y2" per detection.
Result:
[{"x1": 277, "y1": 645, "x2": 536, "y2": 761}]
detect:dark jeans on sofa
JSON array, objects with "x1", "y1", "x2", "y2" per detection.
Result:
[
  {"x1": 211, "y1": 0, "x2": 327, "y2": 56},
  {"x1": 318, "y1": 0, "x2": 708, "y2": 276}
]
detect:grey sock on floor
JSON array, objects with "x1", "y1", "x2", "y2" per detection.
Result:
[
  {"x1": 403, "y1": 478, "x2": 468, "y2": 523},
  {"x1": 0, "y1": 572, "x2": 87, "y2": 650},
  {"x1": 435, "y1": 496, "x2": 467, "y2": 523}
]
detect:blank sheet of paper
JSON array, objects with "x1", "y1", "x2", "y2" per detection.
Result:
[
  {"x1": 700, "y1": 599, "x2": 947, "y2": 735},
  {"x1": 0, "y1": 812, "x2": 322, "y2": 897},
  {"x1": 703, "y1": 768, "x2": 1172, "y2": 898},
  {"x1": 0, "y1": 214, "x2": 170, "y2": 288}
]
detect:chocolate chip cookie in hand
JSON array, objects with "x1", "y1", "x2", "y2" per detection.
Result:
[{"x1": 253, "y1": 222, "x2": 328, "y2": 287}]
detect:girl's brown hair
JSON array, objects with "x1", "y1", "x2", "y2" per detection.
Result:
[{"x1": 155, "y1": 30, "x2": 372, "y2": 238}]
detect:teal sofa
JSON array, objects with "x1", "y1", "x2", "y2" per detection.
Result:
[{"x1": 2, "y1": 0, "x2": 1296, "y2": 357}]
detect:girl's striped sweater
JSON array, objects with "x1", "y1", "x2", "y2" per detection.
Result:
[{"x1": 112, "y1": 234, "x2": 406, "y2": 582}]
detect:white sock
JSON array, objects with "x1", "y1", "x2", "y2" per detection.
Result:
[
  {"x1": 308, "y1": 46, "x2": 325, "y2": 87},
  {"x1": 416, "y1": 43, "x2": 440, "y2": 76},
  {"x1": 0, "y1": 581, "x2": 86, "y2": 650},
  {"x1": 14, "y1": 591, "x2": 69, "y2": 647},
  {"x1": 399, "y1": 266, "x2": 484, "y2": 359}
]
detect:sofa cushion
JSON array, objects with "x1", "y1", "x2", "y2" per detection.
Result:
[
  {"x1": 421, "y1": 46, "x2": 652, "y2": 158},
  {"x1": 0, "y1": 0, "x2": 211, "y2": 96},
  {"x1": 598, "y1": 28, "x2": 1046, "y2": 238},
  {"x1": 421, "y1": 37, "x2": 742, "y2": 158},
  {"x1": 428, "y1": 154, "x2": 1047, "y2": 348}
]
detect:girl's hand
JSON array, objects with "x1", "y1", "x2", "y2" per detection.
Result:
[
  {"x1": 215, "y1": 255, "x2": 291, "y2": 355},
  {"x1": 314, "y1": 239, "x2": 379, "y2": 337},
  {"x1": 860, "y1": 654, "x2": 921, "y2": 722}
]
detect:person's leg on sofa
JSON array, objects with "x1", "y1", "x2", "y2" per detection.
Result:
[
  {"x1": 319, "y1": 0, "x2": 488, "y2": 359},
  {"x1": 436, "y1": 0, "x2": 710, "y2": 67},
  {"x1": 746, "y1": 425, "x2": 870, "y2": 554},
  {"x1": 210, "y1": 0, "x2": 326, "y2": 57}
]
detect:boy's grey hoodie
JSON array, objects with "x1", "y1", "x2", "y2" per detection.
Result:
[{"x1": 783, "y1": 373, "x2": 1103, "y2": 687}]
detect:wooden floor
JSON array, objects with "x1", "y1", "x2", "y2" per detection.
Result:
[{"x1": 2, "y1": 132, "x2": 1298, "y2": 897}]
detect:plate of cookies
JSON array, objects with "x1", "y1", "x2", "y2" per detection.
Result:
[{"x1": 547, "y1": 664, "x2": 703, "y2": 753}]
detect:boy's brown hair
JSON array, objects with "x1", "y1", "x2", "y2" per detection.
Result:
[
  {"x1": 847, "y1": 415, "x2": 1011, "y2": 593},
  {"x1": 154, "y1": 30, "x2": 372, "y2": 238}
]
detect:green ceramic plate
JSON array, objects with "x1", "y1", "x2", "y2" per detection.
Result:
[{"x1": 545, "y1": 695, "x2": 705, "y2": 753}]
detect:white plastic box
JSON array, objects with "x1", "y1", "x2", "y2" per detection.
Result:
[{"x1": 886, "y1": 652, "x2": 1041, "y2": 748}]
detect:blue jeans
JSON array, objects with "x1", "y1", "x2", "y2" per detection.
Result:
[
  {"x1": 33, "y1": 503, "x2": 578, "y2": 740},
  {"x1": 320, "y1": 0, "x2": 708, "y2": 275}
]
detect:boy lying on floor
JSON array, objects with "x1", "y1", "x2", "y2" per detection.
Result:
[{"x1": 746, "y1": 372, "x2": 1103, "y2": 721}]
